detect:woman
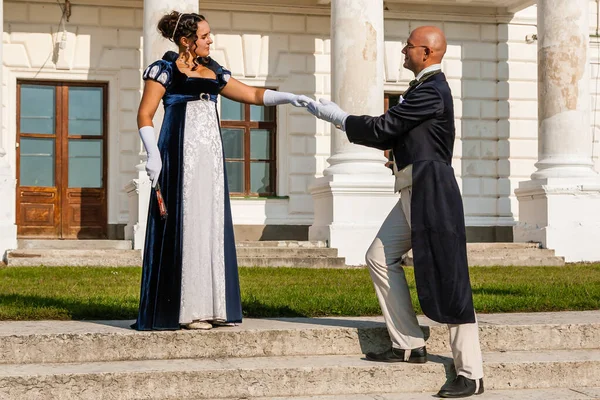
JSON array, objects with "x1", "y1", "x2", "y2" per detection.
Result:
[{"x1": 134, "y1": 11, "x2": 305, "y2": 331}]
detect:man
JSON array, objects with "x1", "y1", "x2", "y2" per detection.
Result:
[{"x1": 302, "y1": 26, "x2": 484, "y2": 398}]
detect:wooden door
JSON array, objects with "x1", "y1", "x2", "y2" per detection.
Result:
[{"x1": 16, "y1": 81, "x2": 108, "y2": 239}]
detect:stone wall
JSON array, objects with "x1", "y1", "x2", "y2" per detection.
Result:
[
  {"x1": 4, "y1": 1, "x2": 599, "y2": 232},
  {"x1": 3, "y1": 1, "x2": 144, "y2": 227}
]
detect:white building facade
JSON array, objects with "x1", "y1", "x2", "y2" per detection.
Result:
[{"x1": 2, "y1": 0, "x2": 600, "y2": 264}]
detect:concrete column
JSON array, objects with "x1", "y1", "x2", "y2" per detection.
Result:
[
  {"x1": 325, "y1": 0, "x2": 389, "y2": 176},
  {"x1": 0, "y1": 0, "x2": 18, "y2": 258},
  {"x1": 309, "y1": 0, "x2": 396, "y2": 265},
  {"x1": 126, "y1": 0, "x2": 198, "y2": 249},
  {"x1": 514, "y1": 0, "x2": 600, "y2": 262},
  {"x1": 533, "y1": 0, "x2": 595, "y2": 180}
]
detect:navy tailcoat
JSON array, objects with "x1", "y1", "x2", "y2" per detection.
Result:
[{"x1": 345, "y1": 72, "x2": 476, "y2": 324}]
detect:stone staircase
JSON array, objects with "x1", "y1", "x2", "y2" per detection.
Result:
[
  {"x1": 6, "y1": 239, "x2": 141, "y2": 267},
  {"x1": 5, "y1": 240, "x2": 564, "y2": 267},
  {"x1": 403, "y1": 242, "x2": 565, "y2": 266},
  {"x1": 5, "y1": 239, "x2": 346, "y2": 268},
  {"x1": 0, "y1": 311, "x2": 599, "y2": 399}
]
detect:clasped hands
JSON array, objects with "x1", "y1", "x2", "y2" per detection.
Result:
[
  {"x1": 294, "y1": 95, "x2": 349, "y2": 131},
  {"x1": 266, "y1": 91, "x2": 348, "y2": 130}
]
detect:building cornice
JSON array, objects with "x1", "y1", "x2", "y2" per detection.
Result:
[{"x1": 12, "y1": 0, "x2": 522, "y2": 24}]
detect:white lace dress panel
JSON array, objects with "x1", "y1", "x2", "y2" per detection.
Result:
[{"x1": 179, "y1": 99, "x2": 227, "y2": 324}]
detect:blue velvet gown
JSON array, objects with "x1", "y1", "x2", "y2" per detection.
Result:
[{"x1": 133, "y1": 51, "x2": 242, "y2": 331}]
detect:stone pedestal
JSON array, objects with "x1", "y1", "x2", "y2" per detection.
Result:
[
  {"x1": 0, "y1": 172, "x2": 18, "y2": 259},
  {"x1": 514, "y1": 179, "x2": 600, "y2": 262},
  {"x1": 0, "y1": 0, "x2": 17, "y2": 259},
  {"x1": 308, "y1": 0, "x2": 397, "y2": 265},
  {"x1": 309, "y1": 175, "x2": 397, "y2": 265},
  {"x1": 124, "y1": 167, "x2": 151, "y2": 251},
  {"x1": 514, "y1": 0, "x2": 600, "y2": 262}
]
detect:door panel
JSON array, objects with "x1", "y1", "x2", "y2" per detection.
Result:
[
  {"x1": 16, "y1": 81, "x2": 108, "y2": 239},
  {"x1": 62, "y1": 190, "x2": 106, "y2": 239},
  {"x1": 17, "y1": 83, "x2": 61, "y2": 238},
  {"x1": 18, "y1": 189, "x2": 60, "y2": 237}
]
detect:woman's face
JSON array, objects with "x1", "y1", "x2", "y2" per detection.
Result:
[{"x1": 190, "y1": 20, "x2": 213, "y2": 58}]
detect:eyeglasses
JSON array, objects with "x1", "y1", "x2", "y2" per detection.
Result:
[{"x1": 404, "y1": 44, "x2": 429, "y2": 51}]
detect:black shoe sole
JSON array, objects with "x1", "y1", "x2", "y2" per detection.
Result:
[
  {"x1": 364, "y1": 355, "x2": 427, "y2": 363},
  {"x1": 437, "y1": 388, "x2": 484, "y2": 398}
]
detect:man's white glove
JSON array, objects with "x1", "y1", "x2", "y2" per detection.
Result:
[
  {"x1": 306, "y1": 98, "x2": 349, "y2": 131},
  {"x1": 263, "y1": 89, "x2": 307, "y2": 107},
  {"x1": 139, "y1": 126, "x2": 162, "y2": 188}
]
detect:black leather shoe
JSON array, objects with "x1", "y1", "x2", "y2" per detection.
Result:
[
  {"x1": 437, "y1": 375, "x2": 484, "y2": 398},
  {"x1": 365, "y1": 346, "x2": 427, "y2": 363}
]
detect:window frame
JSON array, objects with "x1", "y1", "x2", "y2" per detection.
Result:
[{"x1": 220, "y1": 100, "x2": 277, "y2": 197}]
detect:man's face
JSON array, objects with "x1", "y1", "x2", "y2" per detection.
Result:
[{"x1": 402, "y1": 34, "x2": 429, "y2": 75}]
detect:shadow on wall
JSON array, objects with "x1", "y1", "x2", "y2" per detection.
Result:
[{"x1": 458, "y1": 22, "x2": 515, "y2": 243}]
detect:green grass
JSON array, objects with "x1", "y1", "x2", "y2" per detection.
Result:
[{"x1": 0, "y1": 265, "x2": 599, "y2": 321}]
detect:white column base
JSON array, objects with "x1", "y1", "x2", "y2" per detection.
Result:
[
  {"x1": 0, "y1": 169, "x2": 17, "y2": 259},
  {"x1": 308, "y1": 174, "x2": 397, "y2": 265},
  {"x1": 124, "y1": 169, "x2": 151, "y2": 251},
  {"x1": 514, "y1": 177, "x2": 600, "y2": 262}
]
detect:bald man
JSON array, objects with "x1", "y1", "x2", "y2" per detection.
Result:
[{"x1": 302, "y1": 26, "x2": 484, "y2": 398}]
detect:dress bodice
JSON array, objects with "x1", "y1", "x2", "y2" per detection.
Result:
[{"x1": 142, "y1": 51, "x2": 231, "y2": 106}]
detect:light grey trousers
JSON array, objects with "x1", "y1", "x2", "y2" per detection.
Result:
[{"x1": 365, "y1": 187, "x2": 484, "y2": 380}]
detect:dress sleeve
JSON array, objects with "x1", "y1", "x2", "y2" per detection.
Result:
[
  {"x1": 142, "y1": 60, "x2": 173, "y2": 89},
  {"x1": 217, "y1": 66, "x2": 232, "y2": 90},
  {"x1": 207, "y1": 58, "x2": 231, "y2": 90}
]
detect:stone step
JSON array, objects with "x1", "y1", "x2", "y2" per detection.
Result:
[
  {"x1": 1, "y1": 311, "x2": 597, "y2": 365},
  {"x1": 404, "y1": 255, "x2": 565, "y2": 267},
  {"x1": 403, "y1": 245, "x2": 565, "y2": 267},
  {"x1": 7, "y1": 241, "x2": 564, "y2": 268},
  {"x1": 243, "y1": 388, "x2": 600, "y2": 400},
  {"x1": 238, "y1": 256, "x2": 347, "y2": 268},
  {"x1": 1, "y1": 350, "x2": 600, "y2": 399},
  {"x1": 466, "y1": 242, "x2": 542, "y2": 250},
  {"x1": 17, "y1": 239, "x2": 133, "y2": 250},
  {"x1": 467, "y1": 249, "x2": 556, "y2": 257},
  {"x1": 235, "y1": 247, "x2": 338, "y2": 258},
  {"x1": 8, "y1": 248, "x2": 340, "y2": 260},
  {"x1": 236, "y1": 241, "x2": 328, "y2": 248},
  {"x1": 5, "y1": 249, "x2": 141, "y2": 267},
  {"x1": 6, "y1": 255, "x2": 347, "y2": 268},
  {"x1": 466, "y1": 256, "x2": 565, "y2": 266},
  {"x1": 8, "y1": 249, "x2": 138, "y2": 257}
]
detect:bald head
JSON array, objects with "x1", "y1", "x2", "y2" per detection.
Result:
[
  {"x1": 402, "y1": 26, "x2": 447, "y2": 75},
  {"x1": 411, "y1": 26, "x2": 447, "y2": 62}
]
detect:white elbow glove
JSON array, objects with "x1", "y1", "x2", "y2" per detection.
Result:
[
  {"x1": 263, "y1": 89, "x2": 307, "y2": 107},
  {"x1": 139, "y1": 126, "x2": 162, "y2": 188},
  {"x1": 306, "y1": 98, "x2": 349, "y2": 131}
]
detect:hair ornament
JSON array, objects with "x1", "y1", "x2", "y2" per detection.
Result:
[{"x1": 171, "y1": 13, "x2": 185, "y2": 41}]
